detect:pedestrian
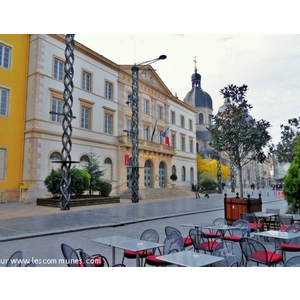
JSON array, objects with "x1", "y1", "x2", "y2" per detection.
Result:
[
  {"x1": 191, "y1": 182, "x2": 195, "y2": 192},
  {"x1": 195, "y1": 182, "x2": 200, "y2": 199}
]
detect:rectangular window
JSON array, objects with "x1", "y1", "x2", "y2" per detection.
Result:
[
  {"x1": 143, "y1": 126, "x2": 149, "y2": 140},
  {"x1": 158, "y1": 130, "x2": 163, "y2": 144},
  {"x1": 171, "y1": 111, "x2": 175, "y2": 124},
  {"x1": 54, "y1": 58, "x2": 64, "y2": 81},
  {"x1": 127, "y1": 120, "x2": 132, "y2": 132},
  {"x1": 0, "y1": 148, "x2": 6, "y2": 180},
  {"x1": 157, "y1": 105, "x2": 163, "y2": 119},
  {"x1": 0, "y1": 43, "x2": 11, "y2": 69},
  {"x1": 189, "y1": 139, "x2": 194, "y2": 153},
  {"x1": 105, "y1": 81, "x2": 113, "y2": 99},
  {"x1": 181, "y1": 136, "x2": 186, "y2": 151},
  {"x1": 127, "y1": 92, "x2": 132, "y2": 107},
  {"x1": 144, "y1": 99, "x2": 150, "y2": 114},
  {"x1": 105, "y1": 113, "x2": 112, "y2": 134},
  {"x1": 180, "y1": 115, "x2": 185, "y2": 128},
  {"x1": 171, "y1": 134, "x2": 176, "y2": 148},
  {"x1": 82, "y1": 71, "x2": 91, "y2": 91},
  {"x1": 0, "y1": 88, "x2": 8, "y2": 116},
  {"x1": 81, "y1": 106, "x2": 90, "y2": 129},
  {"x1": 189, "y1": 119, "x2": 193, "y2": 131},
  {"x1": 51, "y1": 98, "x2": 63, "y2": 123}
]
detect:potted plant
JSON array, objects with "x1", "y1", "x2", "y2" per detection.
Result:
[{"x1": 170, "y1": 174, "x2": 177, "y2": 188}]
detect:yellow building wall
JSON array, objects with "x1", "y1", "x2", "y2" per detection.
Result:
[{"x1": 0, "y1": 34, "x2": 29, "y2": 201}]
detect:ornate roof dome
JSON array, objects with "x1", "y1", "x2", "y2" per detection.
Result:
[{"x1": 183, "y1": 64, "x2": 213, "y2": 110}]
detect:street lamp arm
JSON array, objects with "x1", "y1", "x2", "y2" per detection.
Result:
[{"x1": 135, "y1": 54, "x2": 167, "y2": 67}]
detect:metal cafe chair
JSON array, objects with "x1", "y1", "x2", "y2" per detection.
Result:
[
  {"x1": 6, "y1": 251, "x2": 23, "y2": 267},
  {"x1": 223, "y1": 219, "x2": 251, "y2": 242},
  {"x1": 79, "y1": 250, "x2": 125, "y2": 267},
  {"x1": 283, "y1": 255, "x2": 300, "y2": 267},
  {"x1": 189, "y1": 228, "x2": 219, "y2": 254},
  {"x1": 212, "y1": 240, "x2": 243, "y2": 267},
  {"x1": 165, "y1": 226, "x2": 193, "y2": 250},
  {"x1": 61, "y1": 243, "x2": 84, "y2": 267},
  {"x1": 121, "y1": 229, "x2": 160, "y2": 265}
]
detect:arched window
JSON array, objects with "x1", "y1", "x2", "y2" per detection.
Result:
[
  {"x1": 198, "y1": 113, "x2": 204, "y2": 124},
  {"x1": 181, "y1": 166, "x2": 186, "y2": 181},
  {"x1": 49, "y1": 151, "x2": 61, "y2": 172},
  {"x1": 104, "y1": 157, "x2": 112, "y2": 180},
  {"x1": 172, "y1": 165, "x2": 176, "y2": 175}
]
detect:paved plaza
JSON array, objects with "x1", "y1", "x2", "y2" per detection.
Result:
[{"x1": 0, "y1": 188, "x2": 288, "y2": 267}]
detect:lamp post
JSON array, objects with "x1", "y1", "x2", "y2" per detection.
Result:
[{"x1": 130, "y1": 55, "x2": 167, "y2": 203}]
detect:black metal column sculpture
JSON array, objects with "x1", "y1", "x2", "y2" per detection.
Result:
[
  {"x1": 129, "y1": 55, "x2": 167, "y2": 203},
  {"x1": 131, "y1": 65, "x2": 140, "y2": 203},
  {"x1": 60, "y1": 34, "x2": 75, "y2": 210}
]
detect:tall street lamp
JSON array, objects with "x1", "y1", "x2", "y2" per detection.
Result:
[{"x1": 130, "y1": 55, "x2": 167, "y2": 203}]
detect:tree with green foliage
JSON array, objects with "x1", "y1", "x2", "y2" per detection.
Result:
[
  {"x1": 275, "y1": 117, "x2": 300, "y2": 163},
  {"x1": 283, "y1": 134, "x2": 300, "y2": 212},
  {"x1": 82, "y1": 149, "x2": 104, "y2": 195},
  {"x1": 208, "y1": 84, "x2": 272, "y2": 196}
]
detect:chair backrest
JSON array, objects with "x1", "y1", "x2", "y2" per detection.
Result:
[
  {"x1": 212, "y1": 241, "x2": 243, "y2": 267},
  {"x1": 280, "y1": 216, "x2": 293, "y2": 226},
  {"x1": 24, "y1": 262, "x2": 37, "y2": 267},
  {"x1": 283, "y1": 255, "x2": 300, "y2": 267},
  {"x1": 240, "y1": 212, "x2": 256, "y2": 223},
  {"x1": 163, "y1": 232, "x2": 184, "y2": 255},
  {"x1": 231, "y1": 219, "x2": 251, "y2": 237},
  {"x1": 189, "y1": 229, "x2": 211, "y2": 249},
  {"x1": 6, "y1": 251, "x2": 23, "y2": 267},
  {"x1": 165, "y1": 226, "x2": 181, "y2": 237},
  {"x1": 284, "y1": 225, "x2": 300, "y2": 245},
  {"x1": 79, "y1": 251, "x2": 107, "y2": 267},
  {"x1": 141, "y1": 229, "x2": 159, "y2": 243},
  {"x1": 239, "y1": 237, "x2": 268, "y2": 261},
  {"x1": 61, "y1": 243, "x2": 83, "y2": 267},
  {"x1": 213, "y1": 218, "x2": 227, "y2": 226}
]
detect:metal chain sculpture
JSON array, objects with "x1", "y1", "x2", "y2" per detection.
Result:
[
  {"x1": 129, "y1": 55, "x2": 166, "y2": 203},
  {"x1": 130, "y1": 65, "x2": 140, "y2": 203},
  {"x1": 60, "y1": 34, "x2": 76, "y2": 210}
]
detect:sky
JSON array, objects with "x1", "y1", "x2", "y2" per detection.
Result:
[{"x1": 75, "y1": 34, "x2": 300, "y2": 145}]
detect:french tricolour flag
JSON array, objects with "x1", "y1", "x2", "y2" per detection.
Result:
[{"x1": 161, "y1": 126, "x2": 171, "y2": 146}]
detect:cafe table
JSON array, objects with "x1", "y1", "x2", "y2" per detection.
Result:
[
  {"x1": 91, "y1": 235, "x2": 164, "y2": 267},
  {"x1": 180, "y1": 223, "x2": 213, "y2": 229},
  {"x1": 157, "y1": 251, "x2": 224, "y2": 267},
  {"x1": 201, "y1": 225, "x2": 240, "y2": 239},
  {"x1": 254, "y1": 230, "x2": 300, "y2": 240},
  {"x1": 254, "y1": 212, "x2": 278, "y2": 219}
]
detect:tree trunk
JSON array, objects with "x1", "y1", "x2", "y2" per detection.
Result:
[{"x1": 238, "y1": 166, "x2": 244, "y2": 196}]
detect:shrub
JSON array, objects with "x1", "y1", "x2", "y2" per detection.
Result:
[
  {"x1": 199, "y1": 178, "x2": 217, "y2": 190},
  {"x1": 44, "y1": 168, "x2": 90, "y2": 197},
  {"x1": 170, "y1": 174, "x2": 178, "y2": 183},
  {"x1": 99, "y1": 181, "x2": 112, "y2": 197}
]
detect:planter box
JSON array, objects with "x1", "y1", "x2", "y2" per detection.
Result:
[
  {"x1": 224, "y1": 193, "x2": 262, "y2": 224},
  {"x1": 36, "y1": 196, "x2": 120, "y2": 208}
]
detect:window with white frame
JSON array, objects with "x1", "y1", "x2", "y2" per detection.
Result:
[
  {"x1": 0, "y1": 43, "x2": 11, "y2": 69},
  {"x1": 157, "y1": 105, "x2": 163, "y2": 119},
  {"x1": 143, "y1": 126, "x2": 149, "y2": 140},
  {"x1": 105, "y1": 113, "x2": 113, "y2": 135},
  {"x1": 189, "y1": 139, "x2": 194, "y2": 153},
  {"x1": 189, "y1": 119, "x2": 193, "y2": 131},
  {"x1": 144, "y1": 99, "x2": 150, "y2": 114},
  {"x1": 127, "y1": 120, "x2": 132, "y2": 132},
  {"x1": 105, "y1": 81, "x2": 113, "y2": 100},
  {"x1": 180, "y1": 115, "x2": 185, "y2": 128},
  {"x1": 171, "y1": 133, "x2": 176, "y2": 148},
  {"x1": 181, "y1": 136, "x2": 186, "y2": 151},
  {"x1": 82, "y1": 71, "x2": 91, "y2": 91},
  {"x1": 0, "y1": 87, "x2": 9, "y2": 117},
  {"x1": 104, "y1": 157, "x2": 112, "y2": 180},
  {"x1": 0, "y1": 148, "x2": 6, "y2": 180},
  {"x1": 171, "y1": 111, "x2": 175, "y2": 124},
  {"x1": 53, "y1": 58, "x2": 64, "y2": 81},
  {"x1": 81, "y1": 106, "x2": 91, "y2": 129},
  {"x1": 51, "y1": 97, "x2": 63, "y2": 123}
]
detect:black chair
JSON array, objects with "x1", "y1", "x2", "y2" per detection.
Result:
[
  {"x1": 6, "y1": 251, "x2": 23, "y2": 267},
  {"x1": 61, "y1": 243, "x2": 84, "y2": 267},
  {"x1": 189, "y1": 228, "x2": 219, "y2": 254},
  {"x1": 212, "y1": 240, "x2": 243, "y2": 267},
  {"x1": 79, "y1": 250, "x2": 125, "y2": 267},
  {"x1": 122, "y1": 229, "x2": 160, "y2": 265},
  {"x1": 240, "y1": 212, "x2": 263, "y2": 232},
  {"x1": 265, "y1": 208, "x2": 280, "y2": 230},
  {"x1": 283, "y1": 255, "x2": 300, "y2": 267},
  {"x1": 239, "y1": 237, "x2": 283, "y2": 267},
  {"x1": 165, "y1": 226, "x2": 193, "y2": 250},
  {"x1": 223, "y1": 219, "x2": 250, "y2": 242},
  {"x1": 145, "y1": 232, "x2": 184, "y2": 267}
]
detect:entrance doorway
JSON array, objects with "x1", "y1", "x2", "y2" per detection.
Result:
[
  {"x1": 159, "y1": 161, "x2": 166, "y2": 187},
  {"x1": 144, "y1": 160, "x2": 152, "y2": 188}
]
